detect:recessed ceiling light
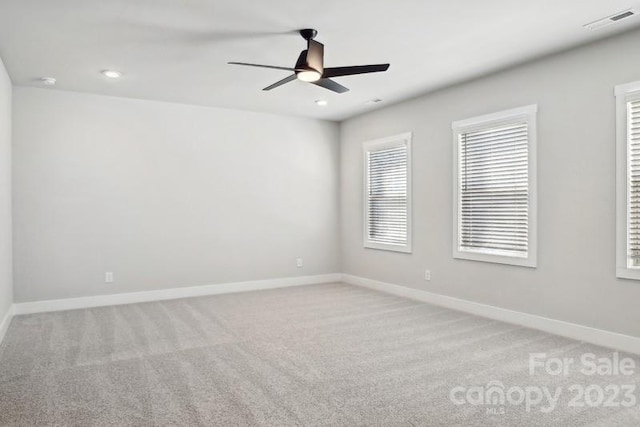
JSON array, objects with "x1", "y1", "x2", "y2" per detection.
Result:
[
  {"x1": 40, "y1": 77, "x2": 56, "y2": 86},
  {"x1": 366, "y1": 98, "x2": 383, "y2": 104},
  {"x1": 315, "y1": 99, "x2": 328, "y2": 106},
  {"x1": 101, "y1": 70, "x2": 122, "y2": 79}
]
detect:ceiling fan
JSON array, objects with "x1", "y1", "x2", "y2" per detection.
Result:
[{"x1": 228, "y1": 29, "x2": 390, "y2": 94}]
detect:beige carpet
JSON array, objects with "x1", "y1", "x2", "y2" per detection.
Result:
[{"x1": 1, "y1": 282, "x2": 640, "y2": 426}]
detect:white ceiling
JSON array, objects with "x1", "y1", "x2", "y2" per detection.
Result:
[{"x1": 0, "y1": 0, "x2": 639, "y2": 121}]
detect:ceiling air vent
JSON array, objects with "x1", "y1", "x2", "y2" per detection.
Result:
[{"x1": 584, "y1": 9, "x2": 636, "y2": 30}]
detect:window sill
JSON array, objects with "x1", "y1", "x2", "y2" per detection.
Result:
[
  {"x1": 453, "y1": 249, "x2": 536, "y2": 268},
  {"x1": 364, "y1": 241, "x2": 412, "y2": 254},
  {"x1": 616, "y1": 267, "x2": 640, "y2": 281}
]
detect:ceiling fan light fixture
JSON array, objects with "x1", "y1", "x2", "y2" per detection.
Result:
[{"x1": 296, "y1": 69, "x2": 321, "y2": 82}]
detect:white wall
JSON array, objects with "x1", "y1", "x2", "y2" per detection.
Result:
[
  {"x1": 340, "y1": 28, "x2": 640, "y2": 337},
  {"x1": 12, "y1": 88, "x2": 339, "y2": 302},
  {"x1": 0, "y1": 57, "x2": 12, "y2": 320}
]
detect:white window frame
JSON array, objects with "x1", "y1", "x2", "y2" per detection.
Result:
[
  {"x1": 363, "y1": 133, "x2": 413, "y2": 253},
  {"x1": 616, "y1": 80, "x2": 640, "y2": 280},
  {"x1": 452, "y1": 105, "x2": 538, "y2": 267}
]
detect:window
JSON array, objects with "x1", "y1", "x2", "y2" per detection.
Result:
[
  {"x1": 363, "y1": 133, "x2": 412, "y2": 253},
  {"x1": 452, "y1": 105, "x2": 537, "y2": 267},
  {"x1": 616, "y1": 81, "x2": 640, "y2": 280}
]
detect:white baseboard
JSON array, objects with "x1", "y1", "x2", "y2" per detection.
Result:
[
  {"x1": 342, "y1": 274, "x2": 640, "y2": 355},
  {"x1": 12, "y1": 273, "x2": 342, "y2": 316},
  {"x1": 0, "y1": 305, "x2": 14, "y2": 345}
]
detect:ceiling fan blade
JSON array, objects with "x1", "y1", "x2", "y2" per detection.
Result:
[
  {"x1": 307, "y1": 39, "x2": 324, "y2": 73},
  {"x1": 228, "y1": 62, "x2": 294, "y2": 72},
  {"x1": 323, "y1": 64, "x2": 390, "y2": 78},
  {"x1": 311, "y1": 78, "x2": 349, "y2": 94},
  {"x1": 263, "y1": 74, "x2": 297, "y2": 91}
]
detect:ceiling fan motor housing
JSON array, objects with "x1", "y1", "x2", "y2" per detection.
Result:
[{"x1": 299, "y1": 29, "x2": 318, "y2": 41}]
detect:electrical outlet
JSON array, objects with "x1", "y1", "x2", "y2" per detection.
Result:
[
  {"x1": 296, "y1": 258, "x2": 303, "y2": 268},
  {"x1": 424, "y1": 270, "x2": 431, "y2": 281},
  {"x1": 105, "y1": 272, "x2": 114, "y2": 283}
]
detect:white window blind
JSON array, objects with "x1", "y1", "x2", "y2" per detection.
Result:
[
  {"x1": 459, "y1": 122, "x2": 529, "y2": 257},
  {"x1": 627, "y1": 99, "x2": 640, "y2": 268},
  {"x1": 364, "y1": 134, "x2": 412, "y2": 252},
  {"x1": 453, "y1": 105, "x2": 536, "y2": 267},
  {"x1": 616, "y1": 82, "x2": 640, "y2": 280}
]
